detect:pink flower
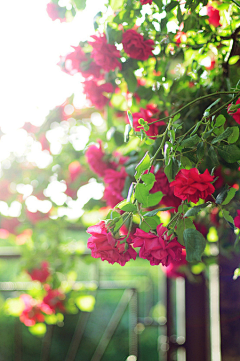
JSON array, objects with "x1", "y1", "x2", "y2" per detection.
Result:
[
  {"x1": 150, "y1": 169, "x2": 181, "y2": 210},
  {"x1": 63, "y1": 46, "x2": 88, "y2": 75},
  {"x1": 26, "y1": 210, "x2": 50, "y2": 224},
  {"x1": 46, "y1": 3, "x2": 66, "y2": 22},
  {"x1": 227, "y1": 98, "x2": 240, "y2": 125},
  {"x1": 162, "y1": 249, "x2": 187, "y2": 278},
  {"x1": 131, "y1": 106, "x2": 165, "y2": 138},
  {"x1": 89, "y1": 34, "x2": 122, "y2": 72},
  {"x1": 28, "y1": 261, "x2": 50, "y2": 283},
  {"x1": 85, "y1": 142, "x2": 116, "y2": 177},
  {"x1": 84, "y1": 80, "x2": 114, "y2": 109},
  {"x1": 141, "y1": 0, "x2": 153, "y2": 4},
  {"x1": 43, "y1": 286, "x2": 65, "y2": 313},
  {"x1": 1, "y1": 217, "x2": 20, "y2": 235},
  {"x1": 68, "y1": 161, "x2": 82, "y2": 182},
  {"x1": 103, "y1": 167, "x2": 127, "y2": 207},
  {"x1": 207, "y1": 5, "x2": 221, "y2": 27},
  {"x1": 122, "y1": 29, "x2": 154, "y2": 61},
  {"x1": 170, "y1": 168, "x2": 215, "y2": 204},
  {"x1": 234, "y1": 210, "x2": 240, "y2": 229},
  {"x1": 87, "y1": 221, "x2": 137, "y2": 266},
  {"x1": 39, "y1": 134, "x2": 50, "y2": 152},
  {"x1": 132, "y1": 224, "x2": 183, "y2": 266},
  {"x1": 20, "y1": 295, "x2": 48, "y2": 326}
]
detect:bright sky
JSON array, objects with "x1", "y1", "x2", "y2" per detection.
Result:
[
  {"x1": 0, "y1": 0, "x2": 107, "y2": 219},
  {"x1": 0, "y1": 0, "x2": 106, "y2": 131}
]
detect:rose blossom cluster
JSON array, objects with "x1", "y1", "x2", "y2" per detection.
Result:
[
  {"x1": 85, "y1": 141, "x2": 129, "y2": 207},
  {"x1": 87, "y1": 222, "x2": 183, "y2": 267},
  {"x1": 59, "y1": 29, "x2": 155, "y2": 109},
  {"x1": 19, "y1": 286, "x2": 65, "y2": 327}
]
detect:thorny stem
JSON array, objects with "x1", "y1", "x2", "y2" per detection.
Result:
[
  {"x1": 150, "y1": 117, "x2": 174, "y2": 166},
  {"x1": 230, "y1": 0, "x2": 240, "y2": 9},
  {"x1": 148, "y1": 91, "x2": 240, "y2": 125}
]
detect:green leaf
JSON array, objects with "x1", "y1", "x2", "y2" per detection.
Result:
[
  {"x1": 222, "y1": 209, "x2": 235, "y2": 229},
  {"x1": 173, "y1": 113, "x2": 180, "y2": 122},
  {"x1": 143, "y1": 207, "x2": 175, "y2": 217},
  {"x1": 123, "y1": 68, "x2": 137, "y2": 93},
  {"x1": 135, "y1": 183, "x2": 149, "y2": 204},
  {"x1": 73, "y1": 0, "x2": 86, "y2": 10},
  {"x1": 140, "y1": 216, "x2": 159, "y2": 232},
  {"x1": 127, "y1": 111, "x2": 133, "y2": 129},
  {"x1": 165, "y1": 1, "x2": 178, "y2": 11},
  {"x1": 181, "y1": 134, "x2": 200, "y2": 147},
  {"x1": 203, "y1": 98, "x2": 221, "y2": 116},
  {"x1": 135, "y1": 152, "x2": 151, "y2": 180},
  {"x1": 110, "y1": 0, "x2": 124, "y2": 10},
  {"x1": 124, "y1": 124, "x2": 131, "y2": 142},
  {"x1": 184, "y1": 202, "x2": 210, "y2": 217},
  {"x1": 197, "y1": 142, "x2": 205, "y2": 159},
  {"x1": 215, "y1": 185, "x2": 229, "y2": 204},
  {"x1": 211, "y1": 127, "x2": 233, "y2": 144},
  {"x1": 184, "y1": 229, "x2": 206, "y2": 262},
  {"x1": 176, "y1": 218, "x2": 196, "y2": 246},
  {"x1": 228, "y1": 126, "x2": 239, "y2": 144},
  {"x1": 181, "y1": 155, "x2": 192, "y2": 168},
  {"x1": 117, "y1": 201, "x2": 137, "y2": 212},
  {"x1": 190, "y1": 121, "x2": 202, "y2": 136},
  {"x1": 164, "y1": 158, "x2": 180, "y2": 182},
  {"x1": 142, "y1": 173, "x2": 156, "y2": 190},
  {"x1": 229, "y1": 55, "x2": 240, "y2": 65},
  {"x1": 217, "y1": 144, "x2": 240, "y2": 163},
  {"x1": 209, "y1": 145, "x2": 219, "y2": 166},
  {"x1": 144, "y1": 192, "x2": 163, "y2": 207},
  {"x1": 203, "y1": 129, "x2": 214, "y2": 139},
  {"x1": 222, "y1": 187, "x2": 237, "y2": 205},
  {"x1": 215, "y1": 115, "x2": 226, "y2": 127}
]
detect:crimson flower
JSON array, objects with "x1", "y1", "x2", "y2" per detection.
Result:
[
  {"x1": 131, "y1": 106, "x2": 165, "y2": 138},
  {"x1": 122, "y1": 29, "x2": 154, "y2": 61},
  {"x1": 162, "y1": 249, "x2": 188, "y2": 278},
  {"x1": 28, "y1": 261, "x2": 50, "y2": 283},
  {"x1": 234, "y1": 210, "x2": 240, "y2": 229},
  {"x1": 43, "y1": 286, "x2": 65, "y2": 313},
  {"x1": 20, "y1": 295, "x2": 50, "y2": 327},
  {"x1": 85, "y1": 141, "x2": 116, "y2": 177},
  {"x1": 132, "y1": 224, "x2": 183, "y2": 266},
  {"x1": 89, "y1": 34, "x2": 122, "y2": 72},
  {"x1": 103, "y1": 167, "x2": 127, "y2": 207},
  {"x1": 170, "y1": 168, "x2": 215, "y2": 204},
  {"x1": 87, "y1": 221, "x2": 137, "y2": 266},
  {"x1": 207, "y1": 5, "x2": 221, "y2": 27},
  {"x1": 227, "y1": 98, "x2": 240, "y2": 125},
  {"x1": 175, "y1": 31, "x2": 187, "y2": 46},
  {"x1": 84, "y1": 80, "x2": 114, "y2": 109},
  {"x1": 141, "y1": 0, "x2": 153, "y2": 4}
]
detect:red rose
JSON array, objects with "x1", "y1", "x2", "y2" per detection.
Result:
[
  {"x1": 141, "y1": 0, "x2": 153, "y2": 4},
  {"x1": 122, "y1": 29, "x2": 154, "y2": 61},
  {"x1": 131, "y1": 106, "x2": 165, "y2": 138},
  {"x1": 162, "y1": 249, "x2": 187, "y2": 278},
  {"x1": 84, "y1": 80, "x2": 114, "y2": 109},
  {"x1": 150, "y1": 169, "x2": 181, "y2": 210},
  {"x1": 89, "y1": 34, "x2": 122, "y2": 72},
  {"x1": 132, "y1": 224, "x2": 183, "y2": 266},
  {"x1": 20, "y1": 294, "x2": 50, "y2": 326},
  {"x1": 63, "y1": 46, "x2": 87, "y2": 75},
  {"x1": 46, "y1": 3, "x2": 66, "y2": 22},
  {"x1": 227, "y1": 98, "x2": 240, "y2": 125},
  {"x1": 170, "y1": 168, "x2": 215, "y2": 204},
  {"x1": 234, "y1": 210, "x2": 240, "y2": 229},
  {"x1": 85, "y1": 141, "x2": 116, "y2": 177},
  {"x1": 43, "y1": 286, "x2": 65, "y2": 313},
  {"x1": 28, "y1": 261, "x2": 50, "y2": 283},
  {"x1": 207, "y1": 5, "x2": 221, "y2": 27},
  {"x1": 103, "y1": 167, "x2": 127, "y2": 207},
  {"x1": 87, "y1": 221, "x2": 137, "y2": 266}
]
